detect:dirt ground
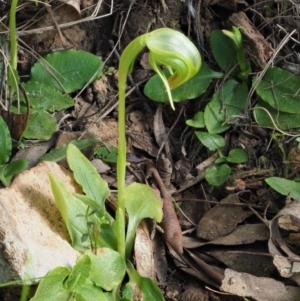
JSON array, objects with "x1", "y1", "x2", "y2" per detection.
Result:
[{"x1": 1, "y1": 0, "x2": 300, "y2": 300}]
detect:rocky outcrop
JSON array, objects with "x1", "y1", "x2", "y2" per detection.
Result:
[{"x1": 0, "y1": 161, "x2": 81, "y2": 283}]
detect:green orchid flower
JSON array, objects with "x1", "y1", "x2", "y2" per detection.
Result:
[
  {"x1": 116, "y1": 28, "x2": 201, "y2": 257},
  {"x1": 118, "y1": 28, "x2": 201, "y2": 110}
]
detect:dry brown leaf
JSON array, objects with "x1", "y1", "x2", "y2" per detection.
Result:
[
  {"x1": 184, "y1": 223, "x2": 269, "y2": 248},
  {"x1": 153, "y1": 105, "x2": 166, "y2": 147},
  {"x1": 269, "y1": 200, "x2": 300, "y2": 282},
  {"x1": 197, "y1": 194, "x2": 252, "y2": 241},
  {"x1": 12, "y1": 134, "x2": 57, "y2": 169},
  {"x1": 134, "y1": 220, "x2": 155, "y2": 280},
  {"x1": 221, "y1": 268, "x2": 300, "y2": 301},
  {"x1": 127, "y1": 131, "x2": 159, "y2": 157},
  {"x1": 65, "y1": 0, "x2": 81, "y2": 15},
  {"x1": 1, "y1": 110, "x2": 29, "y2": 141},
  {"x1": 206, "y1": 249, "x2": 275, "y2": 277}
]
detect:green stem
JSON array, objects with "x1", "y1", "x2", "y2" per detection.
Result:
[
  {"x1": 9, "y1": 0, "x2": 18, "y2": 71},
  {"x1": 117, "y1": 35, "x2": 147, "y2": 258},
  {"x1": 8, "y1": 0, "x2": 20, "y2": 102}
]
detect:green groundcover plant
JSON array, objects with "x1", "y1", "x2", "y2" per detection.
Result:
[
  {"x1": 4, "y1": 0, "x2": 103, "y2": 141},
  {"x1": 145, "y1": 26, "x2": 300, "y2": 186},
  {"x1": 2, "y1": 7, "x2": 300, "y2": 299},
  {"x1": 0, "y1": 28, "x2": 201, "y2": 300}
]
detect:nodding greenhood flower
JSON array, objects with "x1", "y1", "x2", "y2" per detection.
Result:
[
  {"x1": 118, "y1": 28, "x2": 201, "y2": 110},
  {"x1": 117, "y1": 30, "x2": 201, "y2": 257}
]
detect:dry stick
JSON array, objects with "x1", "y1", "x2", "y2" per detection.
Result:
[
  {"x1": 16, "y1": 42, "x2": 69, "y2": 94},
  {"x1": 3, "y1": 0, "x2": 113, "y2": 36},
  {"x1": 147, "y1": 127, "x2": 228, "y2": 286},
  {"x1": 146, "y1": 159, "x2": 183, "y2": 255},
  {"x1": 44, "y1": 0, "x2": 68, "y2": 48},
  {"x1": 185, "y1": 249, "x2": 224, "y2": 284}
]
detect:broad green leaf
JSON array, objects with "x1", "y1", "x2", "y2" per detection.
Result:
[
  {"x1": 31, "y1": 50, "x2": 103, "y2": 93},
  {"x1": 48, "y1": 173, "x2": 91, "y2": 250},
  {"x1": 210, "y1": 30, "x2": 239, "y2": 71},
  {"x1": 0, "y1": 165, "x2": 8, "y2": 186},
  {"x1": 67, "y1": 144, "x2": 110, "y2": 207},
  {"x1": 266, "y1": 177, "x2": 300, "y2": 199},
  {"x1": 88, "y1": 249, "x2": 126, "y2": 291},
  {"x1": 124, "y1": 183, "x2": 163, "y2": 255},
  {"x1": 94, "y1": 146, "x2": 118, "y2": 163},
  {"x1": 253, "y1": 102, "x2": 300, "y2": 130},
  {"x1": 144, "y1": 62, "x2": 222, "y2": 102},
  {"x1": 30, "y1": 267, "x2": 71, "y2": 301},
  {"x1": 204, "y1": 80, "x2": 248, "y2": 134},
  {"x1": 215, "y1": 157, "x2": 227, "y2": 164},
  {"x1": 205, "y1": 164, "x2": 231, "y2": 186},
  {"x1": 226, "y1": 149, "x2": 248, "y2": 163},
  {"x1": 3, "y1": 159, "x2": 28, "y2": 186},
  {"x1": 255, "y1": 67, "x2": 300, "y2": 113},
  {"x1": 22, "y1": 81, "x2": 74, "y2": 112},
  {"x1": 22, "y1": 110, "x2": 57, "y2": 140},
  {"x1": 123, "y1": 262, "x2": 164, "y2": 301},
  {"x1": 0, "y1": 116, "x2": 12, "y2": 165},
  {"x1": 186, "y1": 111, "x2": 205, "y2": 128},
  {"x1": 195, "y1": 132, "x2": 225, "y2": 151},
  {"x1": 39, "y1": 139, "x2": 100, "y2": 163},
  {"x1": 65, "y1": 254, "x2": 91, "y2": 292},
  {"x1": 75, "y1": 279, "x2": 107, "y2": 301}
]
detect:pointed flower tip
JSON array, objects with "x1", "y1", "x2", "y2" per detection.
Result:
[{"x1": 146, "y1": 28, "x2": 201, "y2": 91}]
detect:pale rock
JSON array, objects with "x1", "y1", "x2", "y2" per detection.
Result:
[{"x1": 0, "y1": 161, "x2": 81, "y2": 283}]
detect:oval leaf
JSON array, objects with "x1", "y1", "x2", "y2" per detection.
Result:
[
  {"x1": 226, "y1": 149, "x2": 248, "y2": 163},
  {"x1": 22, "y1": 110, "x2": 57, "y2": 140},
  {"x1": 66, "y1": 254, "x2": 91, "y2": 292},
  {"x1": 253, "y1": 102, "x2": 300, "y2": 130},
  {"x1": 48, "y1": 173, "x2": 91, "y2": 250},
  {"x1": 186, "y1": 111, "x2": 205, "y2": 128},
  {"x1": 88, "y1": 249, "x2": 126, "y2": 291},
  {"x1": 123, "y1": 262, "x2": 164, "y2": 301},
  {"x1": 266, "y1": 177, "x2": 300, "y2": 199},
  {"x1": 210, "y1": 30, "x2": 238, "y2": 71},
  {"x1": 205, "y1": 164, "x2": 231, "y2": 186},
  {"x1": 124, "y1": 183, "x2": 163, "y2": 254},
  {"x1": 67, "y1": 144, "x2": 110, "y2": 207},
  {"x1": 195, "y1": 131, "x2": 225, "y2": 151},
  {"x1": 31, "y1": 50, "x2": 103, "y2": 93},
  {"x1": 204, "y1": 80, "x2": 248, "y2": 134},
  {"x1": 22, "y1": 81, "x2": 74, "y2": 112},
  {"x1": 30, "y1": 267, "x2": 71, "y2": 301},
  {"x1": 144, "y1": 62, "x2": 222, "y2": 102},
  {"x1": 3, "y1": 159, "x2": 28, "y2": 185},
  {"x1": 255, "y1": 67, "x2": 300, "y2": 114}
]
